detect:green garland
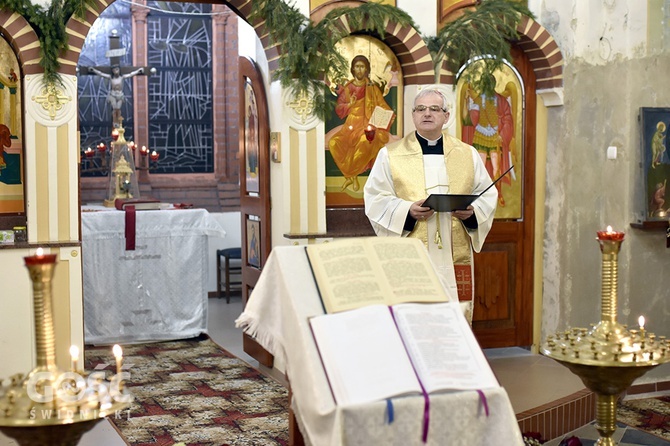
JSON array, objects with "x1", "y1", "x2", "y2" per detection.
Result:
[
  {"x1": 0, "y1": 0, "x2": 532, "y2": 116},
  {"x1": 0, "y1": 0, "x2": 95, "y2": 86},
  {"x1": 428, "y1": 0, "x2": 534, "y2": 96},
  {"x1": 250, "y1": 0, "x2": 533, "y2": 119},
  {"x1": 249, "y1": 0, "x2": 417, "y2": 121}
]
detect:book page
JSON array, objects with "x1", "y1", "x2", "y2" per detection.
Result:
[
  {"x1": 368, "y1": 106, "x2": 395, "y2": 131},
  {"x1": 310, "y1": 305, "x2": 421, "y2": 406},
  {"x1": 305, "y1": 240, "x2": 390, "y2": 313},
  {"x1": 367, "y1": 238, "x2": 449, "y2": 306},
  {"x1": 392, "y1": 302, "x2": 500, "y2": 394},
  {"x1": 306, "y1": 238, "x2": 448, "y2": 314}
]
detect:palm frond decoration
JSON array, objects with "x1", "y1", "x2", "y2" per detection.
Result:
[{"x1": 427, "y1": 0, "x2": 534, "y2": 95}]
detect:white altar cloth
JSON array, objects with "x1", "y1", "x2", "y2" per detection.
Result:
[
  {"x1": 236, "y1": 245, "x2": 524, "y2": 446},
  {"x1": 82, "y1": 207, "x2": 225, "y2": 345}
]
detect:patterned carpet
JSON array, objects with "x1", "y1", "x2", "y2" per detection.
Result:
[
  {"x1": 618, "y1": 395, "x2": 670, "y2": 441},
  {"x1": 84, "y1": 335, "x2": 289, "y2": 446}
]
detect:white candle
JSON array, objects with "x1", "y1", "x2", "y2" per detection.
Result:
[
  {"x1": 112, "y1": 344, "x2": 123, "y2": 375},
  {"x1": 69, "y1": 345, "x2": 79, "y2": 372}
]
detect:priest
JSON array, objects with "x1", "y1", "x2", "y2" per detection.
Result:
[{"x1": 363, "y1": 87, "x2": 497, "y2": 323}]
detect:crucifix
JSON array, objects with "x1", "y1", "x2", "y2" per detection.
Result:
[{"x1": 78, "y1": 29, "x2": 154, "y2": 128}]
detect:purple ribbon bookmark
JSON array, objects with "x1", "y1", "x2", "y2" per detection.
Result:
[
  {"x1": 476, "y1": 389, "x2": 489, "y2": 416},
  {"x1": 388, "y1": 306, "x2": 431, "y2": 443}
]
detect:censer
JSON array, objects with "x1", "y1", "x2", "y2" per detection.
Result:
[{"x1": 541, "y1": 227, "x2": 670, "y2": 446}]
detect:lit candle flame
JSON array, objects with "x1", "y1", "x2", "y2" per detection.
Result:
[
  {"x1": 70, "y1": 345, "x2": 79, "y2": 372},
  {"x1": 113, "y1": 344, "x2": 123, "y2": 360},
  {"x1": 35, "y1": 247, "x2": 44, "y2": 257},
  {"x1": 638, "y1": 315, "x2": 645, "y2": 330},
  {"x1": 69, "y1": 345, "x2": 79, "y2": 361},
  {"x1": 606, "y1": 225, "x2": 613, "y2": 233}
]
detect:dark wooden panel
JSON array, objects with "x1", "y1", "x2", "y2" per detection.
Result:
[{"x1": 473, "y1": 248, "x2": 511, "y2": 323}]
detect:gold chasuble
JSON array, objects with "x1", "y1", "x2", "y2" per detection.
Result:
[{"x1": 387, "y1": 132, "x2": 475, "y2": 302}]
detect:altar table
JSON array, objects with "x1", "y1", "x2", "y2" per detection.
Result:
[
  {"x1": 82, "y1": 207, "x2": 225, "y2": 345},
  {"x1": 236, "y1": 245, "x2": 524, "y2": 446}
]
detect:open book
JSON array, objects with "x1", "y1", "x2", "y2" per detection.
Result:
[
  {"x1": 305, "y1": 237, "x2": 449, "y2": 314},
  {"x1": 368, "y1": 105, "x2": 395, "y2": 131},
  {"x1": 310, "y1": 302, "x2": 500, "y2": 407}
]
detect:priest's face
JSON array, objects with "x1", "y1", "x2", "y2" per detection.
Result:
[{"x1": 412, "y1": 92, "x2": 449, "y2": 140}]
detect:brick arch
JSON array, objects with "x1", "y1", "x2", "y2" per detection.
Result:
[
  {"x1": 227, "y1": 0, "x2": 435, "y2": 85},
  {"x1": 61, "y1": 0, "x2": 266, "y2": 75},
  {"x1": 437, "y1": 15, "x2": 564, "y2": 92},
  {"x1": 515, "y1": 15, "x2": 563, "y2": 91},
  {"x1": 231, "y1": 2, "x2": 565, "y2": 91},
  {"x1": 61, "y1": 0, "x2": 110, "y2": 76},
  {"x1": 0, "y1": 11, "x2": 42, "y2": 76}
]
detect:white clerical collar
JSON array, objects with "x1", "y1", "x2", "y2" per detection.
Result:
[{"x1": 417, "y1": 132, "x2": 442, "y2": 146}]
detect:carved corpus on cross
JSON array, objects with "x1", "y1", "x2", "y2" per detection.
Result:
[{"x1": 78, "y1": 29, "x2": 154, "y2": 128}]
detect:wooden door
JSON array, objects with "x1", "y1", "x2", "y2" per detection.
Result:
[
  {"x1": 239, "y1": 57, "x2": 273, "y2": 366},
  {"x1": 471, "y1": 47, "x2": 536, "y2": 348}
]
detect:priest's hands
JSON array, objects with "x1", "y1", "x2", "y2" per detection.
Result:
[
  {"x1": 452, "y1": 206, "x2": 475, "y2": 221},
  {"x1": 411, "y1": 201, "x2": 475, "y2": 221},
  {"x1": 411, "y1": 200, "x2": 434, "y2": 221}
]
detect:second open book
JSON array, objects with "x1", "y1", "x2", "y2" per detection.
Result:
[
  {"x1": 310, "y1": 301, "x2": 500, "y2": 407},
  {"x1": 305, "y1": 237, "x2": 449, "y2": 314}
]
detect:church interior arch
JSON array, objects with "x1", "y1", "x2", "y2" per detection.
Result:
[{"x1": 4, "y1": 0, "x2": 564, "y2": 350}]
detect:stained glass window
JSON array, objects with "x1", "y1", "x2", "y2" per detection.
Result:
[{"x1": 78, "y1": 2, "x2": 214, "y2": 176}]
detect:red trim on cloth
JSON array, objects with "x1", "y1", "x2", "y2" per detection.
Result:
[
  {"x1": 455, "y1": 265, "x2": 473, "y2": 301},
  {"x1": 125, "y1": 205, "x2": 136, "y2": 250}
]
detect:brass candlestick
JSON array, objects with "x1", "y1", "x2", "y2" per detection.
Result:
[
  {"x1": 0, "y1": 249, "x2": 130, "y2": 446},
  {"x1": 541, "y1": 229, "x2": 670, "y2": 446}
]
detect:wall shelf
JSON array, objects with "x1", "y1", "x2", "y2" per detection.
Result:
[{"x1": 629, "y1": 220, "x2": 669, "y2": 231}]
